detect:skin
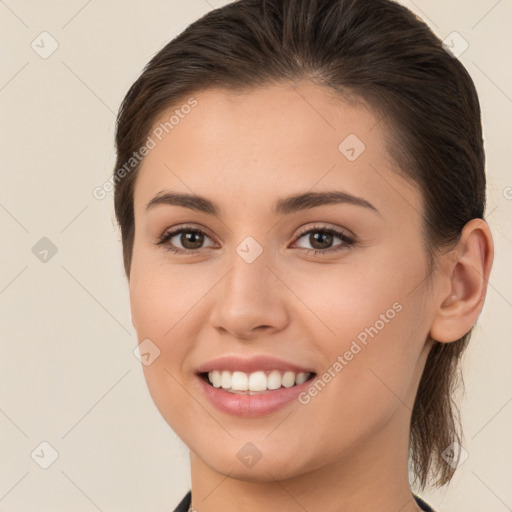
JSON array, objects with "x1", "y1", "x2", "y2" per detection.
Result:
[{"x1": 128, "y1": 81, "x2": 494, "y2": 512}]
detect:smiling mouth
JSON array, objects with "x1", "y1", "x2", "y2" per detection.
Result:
[{"x1": 198, "y1": 370, "x2": 317, "y2": 395}]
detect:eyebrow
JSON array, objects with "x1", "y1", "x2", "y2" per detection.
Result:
[{"x1": 145, "y1": 190, "x2": 381, "y2": 217}]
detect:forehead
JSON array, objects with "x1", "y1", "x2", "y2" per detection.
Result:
[
  {"x1": 148, "y1": 82, "x2": 380, "y2": 158},
  {"x1": 133, "y1": 82, "x2": 418, "y2": 220}
]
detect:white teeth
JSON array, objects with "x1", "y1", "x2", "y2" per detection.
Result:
[
  {"x1": 281, "y1": 371, "x2": 295, "y2": 388},
  {"x1": 210, "y1": 370, "x2": 222, "y2": 388},
  {"x1": 206, "y1": 370, "x2": 312, "y2": 393},
  {"x1": 295, "y1": 372, "x2": 309, "y2": 385},
  {"x1": 267, "y1": 370, "x2": 281, "y2": 390},
  {"x1": 221, "y1": 371, "x2": 231, "y2": 389},
  {"x1": 231, "y1": 371, "x2": 248, "y2": 391},
  {"x1": 248, "y1": 371, "x2": 267, "y2": 391}
]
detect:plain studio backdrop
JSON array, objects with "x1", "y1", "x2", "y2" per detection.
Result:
[{"x1": 0, "y1": 1, "x2": 511, "y2": 511}]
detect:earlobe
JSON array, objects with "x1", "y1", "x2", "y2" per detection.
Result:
[{"x1": 429, "y1": 218, "x2": 494, "y2": 343}]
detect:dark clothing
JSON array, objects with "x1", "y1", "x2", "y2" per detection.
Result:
[
  {"x1": 415, "y1": 494, "x2": 436, "y2": 511},
  {"x1": 173, "y1": 491, "x2": 191, "y2": 512},
  {"x1": 173, "y1": 490, "x2": 436, "y2": 511}
]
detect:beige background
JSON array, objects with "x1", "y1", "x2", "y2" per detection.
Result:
[{"x1": 0, "y1": 1, "x2": 510, "y2": 511}]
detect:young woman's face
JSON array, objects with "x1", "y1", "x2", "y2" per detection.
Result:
[{"x1": 129, "y1": 82, "x2": 437, "y2": 480}]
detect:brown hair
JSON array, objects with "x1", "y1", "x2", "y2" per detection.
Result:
[{"x1": 113, "y1": 0, "x2": 486, "y2": 491}]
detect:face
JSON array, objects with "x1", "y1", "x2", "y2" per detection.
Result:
[{"x1": 129, "y1": 82, "x2": 436, "y2": 481}]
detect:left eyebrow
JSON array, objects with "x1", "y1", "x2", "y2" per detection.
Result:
[
  {"x1": 272, "y1": 190, "x2": 381, "y2": 217},
  {"x1": 145, "y1": 190, "x2": 381, "y2": 218}
]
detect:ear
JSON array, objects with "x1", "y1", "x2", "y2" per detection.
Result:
[{"x1": 429, "y1": 218, "x2": 494, "y2": 343}]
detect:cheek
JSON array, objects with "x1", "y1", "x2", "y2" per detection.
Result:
[
  {"x1": 288, "y1": 276, "x2": 428, "y2": 467},
  {"x1": 129, "y1": 246, "x2": 207, "y2": 340},
  {"x1": 130, "y1": 271, "x2": 203, "y2": 377},
  {"x1": 291, "y1": 247, "x2": 429, "y2": 403},
  {"x1": 129, "y1": 261, "x2": 205, "y2": 433},
  {"x1": 288, "y1": 247, "x2": 424, "y2": 345}
]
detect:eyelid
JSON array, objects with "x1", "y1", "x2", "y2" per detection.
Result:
[
  {"x1": 291, "y1": 224, "x2": 355, "y2": 253},
  {"x1": 294, "y1": 223, "x2": 355, "y2": 240},
  {"x1": 156, "y1": 222, "x2": 356, "y2": 254},
  {"x1": 156, "y1": 223, "x2": 217, "y2": 251}
]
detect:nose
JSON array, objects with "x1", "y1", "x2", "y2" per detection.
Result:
[{"x1": 209, "y1": 248, "x2": 289, "y2": 340}]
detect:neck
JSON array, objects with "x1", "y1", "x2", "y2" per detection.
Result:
[{"x1": 188, "y1": 400, "x2": 424, "y2": 512}]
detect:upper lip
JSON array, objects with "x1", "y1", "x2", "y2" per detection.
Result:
[{"x1": 195, "y1": 355, "x2": 316, "y2": 375}]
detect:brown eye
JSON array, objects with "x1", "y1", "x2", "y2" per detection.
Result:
[
  {"x1": 293, "y1": 226, "x2": 355, "y2": 255},
  {"x1": 308, "y1": 231, "x2": 334, "y2": 250},
  {"x1": 177, "y1": 230, "x2": 205, "y2": 250},
  {"x1": 156, "y1": 226, "x2": 215, "y2": 254}
]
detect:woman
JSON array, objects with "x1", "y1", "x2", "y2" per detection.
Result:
[{"x1": 112, "y1": 0, "x2": 494, "y2": 510}]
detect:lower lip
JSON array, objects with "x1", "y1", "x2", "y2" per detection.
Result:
[{"x1": 197, "y1": 374, "x2": 316, "y2": 417}]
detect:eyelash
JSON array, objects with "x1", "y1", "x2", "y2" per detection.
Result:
[{"x1": 155, "y1": 224, "x2": 355, "y2": 256}]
